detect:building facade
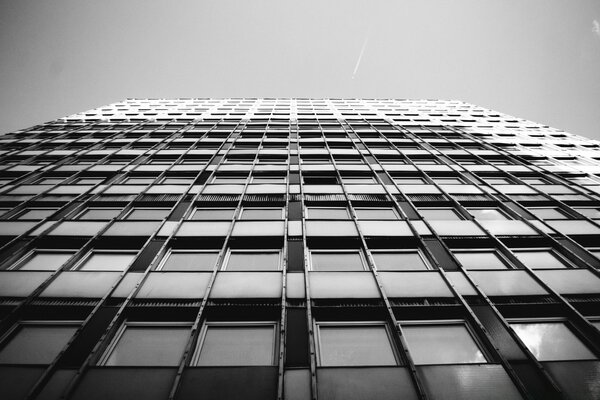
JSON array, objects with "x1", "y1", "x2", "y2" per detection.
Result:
[{"x1": 0, "y1": 98, "x2": 599, "y2": 400}]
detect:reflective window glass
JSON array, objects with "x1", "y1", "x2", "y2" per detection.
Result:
[
  {"x1": 310, "y1": 251, "x2": 365, "y2": 271},
  {"x1": 76, "y1": 251, "x2": 137, "y2": 271},
  {"x1": 419, "y1": 208, "x2": 463, "y2": 220},
  {"x1": 510, "y1": 321, "x2": 596, "y2": 361},
  {"x1": 77, "y1": 208, "x2": 122, "y2": 220},
  {"x1": 0, "y1": 323, "x2": 78, "y2": 364},
  {"x1": 239, "y1": 208, "x2": 283, "y2": 220},
  {"x1": 574, "y1": 207, "x2": 600, "y2": 219},
  {"x1": 102, "y1": 324, "x2": 190, "y2": 366},
  {"x1": 159, "y1": 251, "x2": 219, "y2": 271},
  {"x1": 17, "y1": 208, "x2": 56, "y2": 220},
  {"x1": 453, "y1": 250, "x2": 510, "y2": 270},
  {"x1": 528, "y1": 207, "x2": 569, "y2": 220},
  {"x1": 317, "y1": 324, "x2": 397, "y2": 366},
  {"x1": 467, "y1": 208, "x2": 511, "y2": 220},
  {"x1": 306, "y1": 207, "x2": 349, "y2": 219},
  {"x1": 193, "y1": 323, "x2": 277, "y2": 366},
  {"x1": 225, "y1": 250, "x2": 280, "y2": 270},
  {"x1": 371, "y1": 250, "x2": 429, "y2": 270},
  {"x1": 15, "y1": 250, "x2": 76, "y2": 271},
  {"x1": 190, "y1": 208, "x2": 236, "y2": 220},
  {"x1": 354, "y1": 207, "x2": 399, "y2": 220},
  {"x1": 402, "y1": 323, "x2": 487, "y2": 365},
  {"x1": 512, "y1": 249, "x2": 571, "y2": 269},
  {"x1": 126, "y1": 208, "x2": 171, "y2": 220}
]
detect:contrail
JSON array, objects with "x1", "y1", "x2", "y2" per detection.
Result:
[{"x1": 352, "y1": 35, "x2": 369, "y2": 80}]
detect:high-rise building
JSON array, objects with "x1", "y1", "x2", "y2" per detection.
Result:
[{"x1": 0, "y1": 98, "x2": 599, "y2": 400}]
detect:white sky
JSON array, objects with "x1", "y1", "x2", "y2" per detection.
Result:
[{"x1": 1, "y1": 0, "x2": 600, "y2": 138}]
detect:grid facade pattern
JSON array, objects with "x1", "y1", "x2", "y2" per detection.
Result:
[{"x1": 0, "y1": 98, "x2": 599, "y2": 400}]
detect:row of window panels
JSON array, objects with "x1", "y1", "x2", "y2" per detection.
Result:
[
  {"x1": 5, "y1": 245, "x2": 600, "y2": 273},
  {"x1": 0, "y1": 313, "x2": 598, "y2": 399},
  {"x1": 1, "y1": 269, "x2": 600, "y2": 299},
  {"x1": 4, "y1": 204, "x2": 600, "y2": 223}
]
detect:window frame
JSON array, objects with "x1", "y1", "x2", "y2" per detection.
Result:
[
  {"x1": 309, "y1": 249, "x2": 367, "y2": 271},
  {"x1": 190, "y1": 321, "x2": 279, "y2": 366},
  {"x1": 98, "y1": 321, "x2": 193, "y2": 366},
  {"x1": 222, "y1": 249, "x2": 282, "y2": 271},
  {"x1": 314, "y1": 321, "x2": 399, "y2": 366}
]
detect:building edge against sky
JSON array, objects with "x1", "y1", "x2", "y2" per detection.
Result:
[{"x1": 0, "y1": 98, "x2": 598, "y2": 400}]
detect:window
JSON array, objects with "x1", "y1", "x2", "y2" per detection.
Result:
[
  {"x1": 211, "y1": 176, "x2": 248, "y2": 184},
  {"x1": 192, "y1": 322, "x2": 278, "y2": 366},
  {"x1": 418, "y1": 207, "x2": 463, "y2": 220},
  {"x1": 310, "y1": 250, "x2": 366, "y2": 271},
  {"x1": 123, "y1": 177, "x2": 155, "y2": 185},
  {"x1": 36, "y1": 177, "x2": 65, "y2": 185},
  {"x1": 432, "y1": 177, "x2": 464, "y2": 185},
  {"x1": 401, "y1": 321, "x2": 487, "y2": 365},
  {"x1": 160, "y1": 177, "x2": 194, "y2": 185},
  {"x1": 11, "y1": 249, "x2": 76, "y2": 271},
  {"x1": 510, "y1": 321, "x2": 596, "y2": 361},
  {"x1": 519, "y1": 177, "x2": 550, "y2": 185},
  {"x1": 573, "y1": 207, "x2": 600, "y2": 219},
  {"x1": 126, "y1": 207, "x2": 171, "y2": 220},
  {"x1": 342, "y1": 177, "x2": 377, "y2": 184},
  {"x1": 528, "y1": 207, "x2": 569, "y2": 220},
  {"x1": 189, "y1": 207, "x2": 236, "y2": 220},
  {"x1": 453, "y1": 249, "x2": 510, "y2": 270},
  {"x1": 251, "y1": 176, "x2": 286, "y2": 184},
  {"x1": 16, "y1": 208, "x2": 57, "y2": 220},
  {"x1": 482, "y1": 177, "x2": 512, "y2": 185},
  {"x1": 371, "y1": 250, "x2": 430, "y2": 270},
  {"x1": 394, "y1": 177, "x2": 426, "y2": 185},
  {"x1": 306, "y1": 207, "x2": 349, "y2": 219},
  {"x1": 0, "y1": 322, "x2": 79, "y2": 364},
  {"x1": 74, "y1": 250, "x2": 137, "y2": 271},
  {"x1": 76, "y1": 207, "x2": 122, "y2": 220},
  {"x1": 239, "y1": 207, "x2": 284, "y2": 220},
  {"x1": 511, "y1": 249, "x2": 573, "y2": 269},
  {"x1": 354, "y1": 207, "x2": 400, "y2": 220},
  {"x1": 158, "y1": 250, "x2": 219, "y2": 271},
  {"x1": 316, "y1": 322, "x2": 397, "y2": 366},
  {"x1": 100, "y1": 322, "x2": 191, "y2": 366},
  {"x1": 224, "y1": 250, "x2": 281, "y2": 271},
  {"x1": 467, "y1": 207, "x2": 511, "y2": 220},
  {"x1": 74, "y1": 178, "x2": 104, "y2": 185}
]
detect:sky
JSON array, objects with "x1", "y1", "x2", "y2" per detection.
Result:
[{"x1": 1, "y1": 0, "x2": 600, "y2": 138}]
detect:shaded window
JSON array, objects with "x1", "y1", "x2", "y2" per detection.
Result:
[
  {"x1": 528, "y1": 207, "x2": 569, "y2": 220},
  {"x1": 12, "y1": 249, "x2": 76, "y2": 271},
  {"x1": 189, "y1": 207, "x2": 236, "y2": 220},
  {"x1": 239, "y1": 207, "x2": 284, "y2": 220},
  {"x1": 100, "y1": 323, "x2": 191, "y2": 366},
  {"x1": 74, "y1": 178, "x2": 104, "y2": 185},
  {"x1": 123, "y1": 177, "x2": 155, "y2": 185},
  {"x1": 192, "y1": 323, "x2": 278, "y2": 366},
  {"x1": 310, "y1": 250, "x2": 366, "y2": 271},
  {"x1": 354, "y1": 207, "x2": 400, "y2": 220},
  {"x1": 432, "y1": 177, "x2": 464, "y2": 185},
  {"x1": 211, "y1": 176, "x2": 248, "y2": 184},
  {"x1": 512, "y1": 249, "x2": 572, "y2": 269},
  {"x1": 306, "y1": 207, "x2": 349, "y2": 219},
  {"x1": 77, "y1": 207, "x2": 122, "y2": 220},
  {"x1": 251, "y1": 176, "x2": 286, "y2": 184},
  {"x1": 401, "y1": 322, "x2": 487, "y2": 365},
  {"x1": 224, "y1": 250, "x2": 281, "y2": 271},
  {"x1": 342, "y1": 177, "x2": 377, "y2": 184},
  {"x1": 74, "y1": 251, "x2": 137, "y2": 271},
  {"x1": 482, "y1": 177, "x2": 512, "y2": 185},
  {"x1": 0, "y1": 322, "x2": 79, "y2": 364},
  {"x1": 158, "y1": 250, "x2": 219, "y2": 271},
  {"x1": 574, "y1": 207, "x2": 600, "y2": 219},
  {"x1": 510, "y1": 321, "x2": 597, "y2": 361},
  {"x1": 453, "y1": 250, "x2": 510, "y2": 270},
  {"x1": 394, "y1": 177, "x2": 426, "y2": 185},
  {"x1": 161, "y1": 177, "x2": 194, "y2": 185},
  {"x1": 418, "y1": 208, "x2": 463, "y2": 220},
  {"x1": 316, "y1": 323, "x2": 397, "y2": 366},
  {"x1": 371, "y1": 250, "x2": 430, "y2": 270},
  {"x1": 126, "y1": 207, "x2": 171, "y2": 220},
  {"x1": 467, "y1": 207, "x2": 511, "y2": 220},
  {"x1": 16, "y1": 208, "x2": 57, "y2": 220}
]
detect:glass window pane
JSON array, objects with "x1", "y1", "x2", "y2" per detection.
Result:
[
  {"x1": 307, "y1": 208, "x2": 349, "y2": 219},
  {"x1": 402, "y1": 324, "x2": 486, "y2": 365},
  {"x1": 318, "y1": 325, "x2": 397, "y2": 366},
  {"x1": 354, "y1": 208, "x2": 399, "y2": 220},
  {"x1": 162, "y1": 177, "x2": 193, "y2": 185},
  {"x1": 574, "y1": 208, "x2": 600, "y2": 219},
  {"x1": 195, "y1": 325, "x2": 276, "y2": 366},
  {"x1": 510, "y1": 322, "x2": 596, "y2": 361},
  {"x1": 17, "y1": 251, "x2": 75, "y2": 270},
  {"x1": 513, "y1": 250, "x2": 569, "y2": 269},
  {"x1": 17, "y1": 209, "x2": 56, "y2": 220},
  {"x1": 190, "y1": 208, "x2": 236, "y2": 220},
  {"x1": 124, "y1": 178, "x2": 155, "y2": 185},
  {"x1": 104, "y1": 325, "x2": 190, "y2": 366},
  {"x1": 468, "y1": 208, "x2": 510, "y2": 220},
  {"x1": 160, "y1": 251, "x2": 218, "y2": 271},
  {"x1": 78, "y1": 252, "x2": 136, "y2": 271},
  {"x1": 372, "y1": 251, "x2": 429, "y2": 270},
  {"x1": 0, "y1": 324, "x2": 78, "y2": 364},
  {"x1": 226, "y1": 251, "x2": 280, "y2": 270},
  {"x1": 78, "y1": 208, "x2": 122, "y2": 220},
  {"x1": 311, "y1": 251, "x2": 364, "y2": 271},
  {"x1": 454, "y1": 251, "x2": 509, "y2": 270},
  {"x1": 419, "y1": 208, "x2": 462, "y2": 220},
  {"x1": 240, "y1": 208, "x2": 283, "y2": 220},
  {"x1": 127, "y1": 208, "x2": 171, "y2": 220},
  {"x1": 529, "y1": 208, "x2": 569, "y2": 220}
]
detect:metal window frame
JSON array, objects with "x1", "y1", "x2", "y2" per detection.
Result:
[{"x1": 190, "y1": 321, "x2": 279, "y2": 366}]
